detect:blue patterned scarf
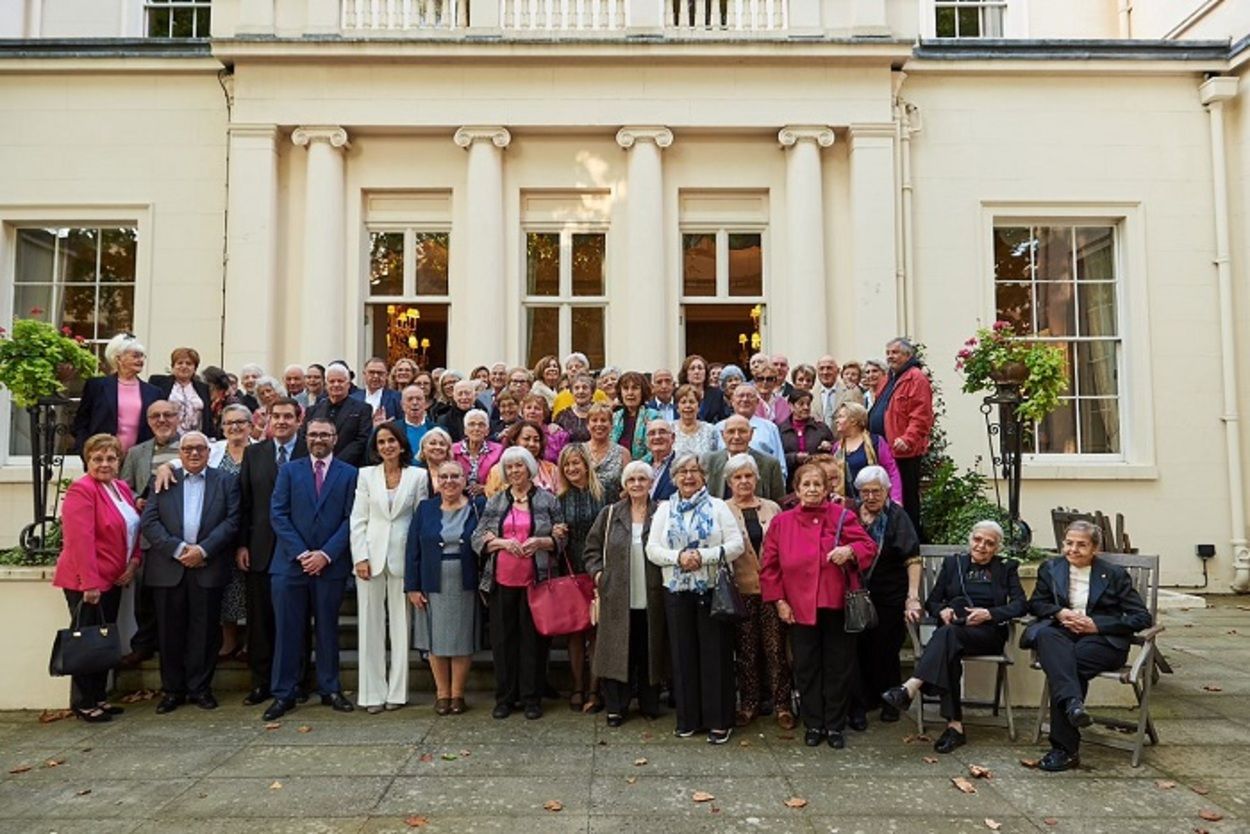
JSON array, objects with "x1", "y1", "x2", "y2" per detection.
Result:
[{"x1": 666, "y1": 487, "x2": 716, "y2": 552}]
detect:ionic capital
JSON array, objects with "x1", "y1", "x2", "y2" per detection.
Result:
[
  {"x1": 292, "y1": 126, "x2": 350, "y2": 149},
  {"x1": 616, "y1": 126, "x2": 674, "y2": 150},
  {"x1": 778, "y1": 125, "x2": 836, "y2": 149},
  {"x1": 454, "y1": 126, "x2": 512, "y2": 149}
]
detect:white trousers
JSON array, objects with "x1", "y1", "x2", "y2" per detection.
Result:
[{"x1": 355, "y1": 567, "x2": 410, "y2": 706}]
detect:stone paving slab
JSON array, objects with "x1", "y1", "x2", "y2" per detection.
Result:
[
  {"x1": 0, "y1": 819, "x2": 143, "y2": 834},
  {"x1": 0, "y1": 777, "x2": 195, "y2": 819},
  {"x1": 213, "y1": 743, "x2": 417, "y2": 777},
  {"x1": 157, "y1": 775, "x2": 393, "y2": 818},
  {"x1": 377, "y1": 774, "x2": 593, "y2": 817},
  {"x1": 589, "y1": 813, "x2": 812, "y2": 833},
  {"x1": 401, "y1": 741, "x2": 594, "y2": 775}
]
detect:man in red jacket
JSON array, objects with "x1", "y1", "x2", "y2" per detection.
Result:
[{"x1": 866, "y1": 338, "x2": 934, "y2": 538}]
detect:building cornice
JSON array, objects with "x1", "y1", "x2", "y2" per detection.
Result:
[
  {"x1": 913, "y1": 37, "x2": 1229, "y2": 62},
  {"x1": 0, "y1": 38, "x2": 212, "y2": 58}
]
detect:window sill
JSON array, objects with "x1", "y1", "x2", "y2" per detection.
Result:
[
  {"x1": 1021, "y1": 463, "x2": 1158, "y2": 481},
  {"x1": 0, "y1": 463, "x2": 83, "y2": 484}
]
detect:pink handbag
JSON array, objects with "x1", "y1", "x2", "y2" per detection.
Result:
[{"x1": 527, "y1": 543, "x2": 596, "y2": 637}]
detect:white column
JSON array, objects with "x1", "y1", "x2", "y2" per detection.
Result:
[
  {"x1": 306, "y1": 0, "x2": 340, "y2": 35},
  {"x1": 224, "y1": 125, "x2": 280, "y2": 371},
  {"x1": 292, "y1": 126, "x2": 350, "y2": 363},
  {"x1": 848, "y1": 122, "x2": 900, "y2": 355},
  {"x1": 616, "y1": 127, "x2": 674, "y2": 369},
  {"x1": 778, "y1": 126, "x2": 834, "y2": 361},
  {"x1": 236, "y1": 0, "x2": 276, "y2": 35},
  {"x1": 452, "y1": 127, "x2": 511, "y2": 368},
  {"x1": 851, "y1": 0, "x2": 889, "y2": 36}
]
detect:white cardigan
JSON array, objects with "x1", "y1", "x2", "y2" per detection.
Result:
[{"x1": 645, "y1": 495, "x2": 744, "y2": 591}]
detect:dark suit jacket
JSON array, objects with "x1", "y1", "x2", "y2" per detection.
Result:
[
  {"x1": 138, "y1": 467, "x2": 240, "y2": 589},
  {"x1": 72, "y1": 374, "x2": 163, "y2": 452},
  {"x1": 1026, "y1": 556, "x2": 1152, "y2": 651},
  {"x1": 350, "y1": 386, "x2": 402, "y2": 421},
  {"x1": 703, "y1": 447, "x2": 785, "y2": 503},
  {"x1": 697, "y1": 387, "x2": 729, "y2": 423},
  {"x1": 237, "y1": 437, "x2": 308, "y2": 573},
  {"x1": 304, "y1": 396, "x2": 373, "y2": 466},
  {"x1": 778, "y1": 417, "x2": 835, "y2": 487},
  {"x1": 148, "y1": 374, "x2": 216, "y2": 437},
  {"x1": 269, "y1": 456, "x2": 358, "y2": 580},
  {"x1": 925, "y1": 553, "x2": 1027, "y2": 626},
  {"x1": 405, "y1": 496, "x2": 484, "y2": 594}
]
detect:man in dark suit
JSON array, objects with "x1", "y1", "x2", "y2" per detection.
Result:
[
  {"x1": 642, "y1": 418, "x2": 677, "y2": 500},
  {"x1": 1026, "y1": 520, "x2": 1152, "y2": 772},
  {"x1": 305, "y1": 362, "x2": 373, "y2": 466},
  {"x1": 350, "y1": 357, "x2": 403, "y2": 423},
  {"x1": 703, "y1": 415, "x2": 785, "y2": 502},
  {"x1": 138, "y1": 432, "x2": 240, "y2": 713},
  {"x1": 263, "y1": 416, "x2": 359, "y2": 721},
  {"x1": 235, "y1": 397, "x2": 307, "y2": 706}
]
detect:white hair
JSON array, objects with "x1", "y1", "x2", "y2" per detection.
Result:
[
  {"x1": 283, "y1": 364, "x2": 305, "y2": 376},
  {"x1": 222, "y1": 403, "x2": 252, "y2": 422},
  {"x1": 180, "y1": 430, "x2": 209, "y2": 446},
  {"x1": 563, "y1": 352, "x2": 589, "y2": 369},
  {"x1": 970, "y1": 520, "x2": 1005, "y2": 545},
  {"x1": 853, "y1": 465, "x2": 892, "y2": 492},
  {"x1": 104, "y1": 332, "x2": 145, "y2": 369},
  {"x1": 500, "y1": 445, "x2": 539, "y2": 478},
  {"x1": 325, "y1": 362, "x2": 351, "y2": 380},
  {"x1": 724, "y1": 452, "x2": 759, "y2": 480},
  {"x1": 254, "y1": 375, "x2": 286, "y2": 396},
  {"x1": 621, "y1": 460, "x2": 655, "y2": 483},
  {"x1": 670, "y1": 452, "x2": 705, "y2": 477},
  {"x1": 888, "y1": 337, "x2": 917, "y2": 357},
  {"x1": 463, "y1": 408, "x2": 490, "y2": 427},
  {"x1": 453, "y1": 379, "x2": 478, "y2": 396},
  {"x1": 239, "y1": 363, "x2": 264, "y2": 376},
  {"x1": 420, "y1": 427, "x2": 452, "y2": 452}
]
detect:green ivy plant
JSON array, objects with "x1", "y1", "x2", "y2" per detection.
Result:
[
  {"x1": 0, "y1": 316, "x2": 100, "y2": 408},
  {"x1": 956, "y1": 320, "x2": 1067, "y2": 424},
  {"x1": 920, "y1": 458, "x2": 1049, "y2": 562}
]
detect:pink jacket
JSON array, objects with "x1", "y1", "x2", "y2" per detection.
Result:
[
  {"x1": 453, "y1": 440, "x2": 504, "y2": 486},
  {"x1": 52, "y1": 475, "x2": 140, "y2": 592},
  {"x1": 759, "y1": 502, "x2": 876, "y2": 626}
]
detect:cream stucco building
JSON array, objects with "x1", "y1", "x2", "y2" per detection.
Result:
[{"x1": 1, "y1": 0, "x2": 1250, "y2": 591}]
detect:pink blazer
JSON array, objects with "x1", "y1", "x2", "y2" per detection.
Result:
[
  {"x1": 759, "y1": 502, "x2": 876, "y2": 626},
  {"x1": 52, "y1": 475, "x2": 140, "y2": 592}
]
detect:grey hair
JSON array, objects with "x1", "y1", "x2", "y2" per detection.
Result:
[
  {"x1": 440, "y1": 369, "x2": 465, "y2": 382},
  {"x1": 325, "y1": 362, "x2": 350, "y2": 380},
  {"x1": 621, "y1": 460, "x2": 655, "y2": 483},
  {"x1": 453, "y1": 379, "x2": 478, "y2": 396},
  {"x1": 863, "y1": 358, "x2": 887, "y2": 373},
  {"x1": 254, "y1": 375, "x2": 286, "y2": 396},
  {"x1": 1064, "y1": 519, "x2": 1103, "y2": 547},
  {"x1": 735, "y1": 382, "x2": 759, "y2": 398},
  {"x1": 853, "y1": 464, "x2": 892, "y2": 492},
  {"x1": 282, "y1": 364, "x2": 305, "y2": 376},
  {"x1": 718, "y1": 365, "x2": 745, "y2": 386},
  {"x1": 104, "y1": 332, "x2": 145, "y2": 368},
  {"x1": 239, "y1": 363, "x2": 264, "y2": 376},
  {"x1": 670, "y1": 452, "x2": 705, "y2": 477},
  {"x1": 723, "y1": 452, "x2": 759, "y2": 480},
  {"x1": 888, "y1": 337, "x2": 917, "y2": 357},
  {"x1": 179, "y1": 431, "x2": 209, "y2": 449},
  {"x1": 419, "y1": 427, "x2": 452, "y2": 452},
  {"x1": 463, "y1": 408, "x2": 490, "y2": 427},
  {"x1": 969, "y1": 520, "x2": 1005, "y2": 546},
  {"x1": 500, "y1": 445, "x2": 539, "y2": 478},
  {"x1": 222, "y1": 403, "x2": 252, "y2": 422},
  {"x1": 599, "y1": 365, "x2": 620, "y2": 377},
  {"x1": 563, "y1": 352, "x2": 589, "y2": 368}
]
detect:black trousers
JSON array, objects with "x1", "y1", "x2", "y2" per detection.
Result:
[
  {"x1": 790, "y1": 609, "x2": 856, "y2": 733},
  {"x1": 62, "y1": 588, "x2": 122, "y2": 710},
  {"x1": 912, "y1": 623, "x2": 1005, "y2": 721},
  {"x1": 129, "y1": 558, "x2": 159, "y2": 654},
  {"x1": 1035, "y1": 625, "x2": 1127, "y2": 754},
  {"x1": 896, "y1": 455, "x2": 923, "y2": 541},
  {"x1": 853, "y1": 603, "x2": 907, "y2": 713},
  {"x1": 602, "y1": 607, "x2": 660, "y2": 717},
  {"x1": 244, "y1": 571, "x2": 275, "y2": 691},
  {"x1": 490, "y1": 584, "x2": 549, "y2": 708},
  {"x1": 153, "y1": 576, "x2": 224, "y2": 698},
  {"x1": 664, "y1": 590, "x2": 735, "y2": 733}
]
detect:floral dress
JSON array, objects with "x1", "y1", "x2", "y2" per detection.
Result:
[
  {"x1": 216, "y1": 450, "x2": 247, "y2": 623},
  {"x1": 587, "y1": 442, "x2": 626, "y2": 503},
  {"x1": 672, "y1": 420, "x2": 719, "y2": 460}
]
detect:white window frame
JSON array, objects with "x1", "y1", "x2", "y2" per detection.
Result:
[
  {"x1": 921, "y1": 0, "x2": 1028, "y2": 38},
  {"x1": 520, "y1": 224, "x2": 609, "y2": 364},
  {"x1": 0, "y1": 205, "x2": 153, "y2": 473},
  {"x1": 678, "y1": 225, "x2": 769, "y2": 350},
  {"x1": 361, "y1": 224, "x2": 452, "y2": 360},
  {"x1": 980, "y1": 202, "x2": 1156, "y2": 480},
  {"x1": 143, "y1": 0, "x2": 212, "y2": 38}
]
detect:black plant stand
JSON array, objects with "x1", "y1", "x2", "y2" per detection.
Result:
[
  {"x1": 19, "y1": 396, "x2": 72, "y2": 557},
  {"x1": 981, "y1": 380, "x2": 1031, "y2": 556}
]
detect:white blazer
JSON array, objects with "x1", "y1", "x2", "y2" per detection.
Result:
[{"x1": 349, "y1": 465, "x2": 428, "y2": 575}]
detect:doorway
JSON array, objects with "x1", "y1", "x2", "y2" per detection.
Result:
[
  {"x1": 682, "y1": 303, "x2": 764, "y2": 367},
  {"x1": 367, "y1": 303, "x2": 448, "y2": 370}
]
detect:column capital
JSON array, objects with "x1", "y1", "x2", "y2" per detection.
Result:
[
  {"x1": 616, "y1": 126, "x2": 674, "y2": 150},
  {"x1": 778, "y1": 126, "x2": 835, "y2": 148},
  {"x1": 292, "y1": 126, "x2": 349, "y2": 149},
  {"x1": 847, "y1": 122, "x2": 896, "y2": 142},
  {"x1": 454, "y1": 126, "x2": 512, "y2": 149},
  {"x1": 229, "y1": 124, "x2": 279, "y2": 142}
]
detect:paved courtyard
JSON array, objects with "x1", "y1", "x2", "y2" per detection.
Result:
[{"x1": 1, "y1": 599, "x2": 1248, "y2": 834}]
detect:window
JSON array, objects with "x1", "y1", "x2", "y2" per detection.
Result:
[
  {"x1": 8, "y1": 226, "x2": 138, "y2": 458},
  {"x1": 523, "y1": 229, "x2": 607, "y2": 368},
  {"x1": 365, "y1": 227, "x2": 450, "y2": 370},
  {"x1": 994, "y1": 224, "x2": 1121, "y2": 455},
  {"x1": 935, "y1": 0, "x2": 1005, "y2": 37},
  {"x1": 145, "y1": 0, "x2": 211, "y2": 38},
  {"x1": 680, "y1": 228, "x2": 766, "y2": 365}
]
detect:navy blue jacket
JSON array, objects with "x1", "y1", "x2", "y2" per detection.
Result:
[
  {"x1": 405, "y1": 496, "x2": 483, "y2": 594},
  {"x1": 350, "y1": 386, "x2": 403, "y2": 422},
  {"x1": 72, "y1": 374, "x2": 163, "y2": 452},
  {"x1": 269, "y1": 455, "x2": 358, "y2": 580}
]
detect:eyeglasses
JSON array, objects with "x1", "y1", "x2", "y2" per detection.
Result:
[
  {"x1": 437, "y1": 473, "x2": 463, "y2": 481},
  {"x1": 181, "y1": 445, "x2": 208, "y2": 454},
  {"x1": 224, "y1": 419, "x2": 250, "y2": 427},
  {"x1": 306, "y1": 432, "x2": 335, "y2": 440},
  {"x1": 757, "y1": 375, "x2": 777, "y2": 382},
  {"x1": 152, "y1": 412, "x2": 179, "y2": 420}
]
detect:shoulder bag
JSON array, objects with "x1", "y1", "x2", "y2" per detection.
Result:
[
  {"x1": 527, "y1": 538, "x2": 596, "y2": 638},
  {"x1": 710, "y1": 545, "x2": 747, "y2": 623},
  {"x1": 840, "y1": 511, "x2": 879, "y2": 633}
]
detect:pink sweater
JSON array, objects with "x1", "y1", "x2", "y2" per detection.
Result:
[{"x1": 759, "y1": 502, "x2": 876, "y2": 625}]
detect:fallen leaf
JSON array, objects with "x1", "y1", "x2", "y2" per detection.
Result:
[
  {"x1": 80, "y1": 747, "x2": 92, "y2": 753},
  {"x1": 633, "y1": 757, "x2": 648, "y2": 767},
  {"x1": 543, "y1": 800, "x2": 563, "y2": 812},
  {"x1": 738, "y1": 740, "x2": 750, "y2": 747},
  {"x1": 969, "y1": 764, "x2": 994, "y2": 780},
  {"x1": 710, "y1": 806, "x2": 720, "y2": 814},
  {"x1": 440, "y1": 753, "x2": 458, "y2": 761},
  {"x1": 984, "y1": 820, "x2": 1002, "y2": 832},
  {"x1": 1198, "y1": 810, "x2": 1224, "y2": 822},
  {"x1": 597, "y1": 740, "x2": 607, "y2": 746},
  {"x1": 692, "y1": 791, "x2": 715, "y2": 803},
  {"x1": 776, "y1": 732, "x2": 795, "y2": 740},
  {"x1": 75, "y1": 788, "x2": 92, "y2": 797},
  {"x1": 269, "y1": 781, "x2": 283, "y2": 790},
  {"x1": 1043, "y1": 819, "x2": 1058, "y2": 826},
  {"x1": 459, "y1": 750, "x2": 472, "y2": 758},
  {"x1": 1229, "y1": 629, "x2": 1239, "y2": 636},
  {"x1": 264, "y1": 722, "x2": 282, "y2": 730},
  {"x1": 1202, "y1": 684, "x2": 1223, "y2": 692},
  {"x1": 404, "y1": 816, "x2": 429, "y2": 828},
  {"x1": 7, "y1": 765, "x2": 31, "y2": 775},
  {"x1": 784, "y1": 797, "x2": 808, "y2": 809},
  {"x1": 297, "y1": 725, "x2": 312, "y2": 734},
  {"x1": 119, "y1": 689, "x2": 158, "y2": 703},
  {"x1": 1156, "y1": 780, "x2": 1177, "y2": 790},
  {"x1": 37, "y1": 709, "x2": 73, "y2": 724},
  {"x1": 951, "y1": 777, "x2": 977, "y2": 795},
  {"x1": 1192, "y1": 786, "x2": 1211, "y2": 796},
  {"x1": 922, "y1": 756, "x2": 938, "y2": 765},
  {"x1": 1195, "y1": 828, "x2": 1211, "y2": 834},
  {"x1": 641, "y1": 731, "x2": 653, "y2": 740},
  {"x1": 43, "y1": 758, "x2": 65, "y2": 768},
  {"x1": 1019, "y1": 758, "x2": 1041, "y2": 769},
  {"x1": 418, "y1": 753, "x2": 434, "y2": 764},
  {"x1": 1236, "y1": 605, "x2": 1250, "y2": 611},
  {"x1": 903, "y1": 734, "x2": 933, "y2": 744},
  {"x1": 625, "y1": 776, "x2": 637, "y2": 785}
]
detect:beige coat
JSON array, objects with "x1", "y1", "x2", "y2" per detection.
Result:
[{"x1": 726, "y1": 498, "x2": 782, "y2": 596}]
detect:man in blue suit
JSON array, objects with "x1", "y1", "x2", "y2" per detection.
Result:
[
  {"x1": 263, "y1": 416, "x2": 359, "y2": 721},
  {"x1": 350, "y1": 357, "x2": 403, "y2": 423}
]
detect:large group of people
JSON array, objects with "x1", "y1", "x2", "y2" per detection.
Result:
[{"x1": 51, "y1": 333, "x2": 1151, "y2": 769}]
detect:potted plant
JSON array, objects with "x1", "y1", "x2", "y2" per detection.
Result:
[
  {"x1": 0, "y1": 313, "x2": 100, "y2": 408},
  {"x1": 955, "y1": 320, "x2": 1067, "y2": 423}
]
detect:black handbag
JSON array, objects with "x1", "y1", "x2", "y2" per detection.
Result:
[
  {"x1": 838, "y1": 512, "x2": 879, "y2": 633},
  {"x1": 49, "y1": 601, "x2": 123, "y2": 677},
  {"x1": 709, "y1": 547, "x2": 747, "y2": 623}
]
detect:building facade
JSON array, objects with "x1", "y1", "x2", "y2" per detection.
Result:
[{"x1": 1, "y1": 0, "x2": 1249, "y2": 589}]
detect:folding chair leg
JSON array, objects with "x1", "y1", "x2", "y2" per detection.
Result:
[
  {"x1": 1003, "y1": 665, "x2": 1016, "y2": 741},
  {"x1": 1033, "y1": 678, "x2": 1048, "y2": 744},
  {"x1": 991, "y1": 665, "x2": 1003, "y2": 717},
  {"x1": 915, "y1": 692, "x2": 924, "y2": 736}
]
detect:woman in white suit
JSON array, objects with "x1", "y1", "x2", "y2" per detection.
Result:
[{"x1": 350, "y1": 422, "x2": 428, "y2": 713}]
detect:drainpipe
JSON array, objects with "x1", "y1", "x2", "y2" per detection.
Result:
[
  {"x1": 1117, "y1": 0, "x2": 1131, "y2": 39},
  {"x1": 892, "y1": 72, "x2": 919, "y2": 336},
  {"x1": 1199, "y1": 76, "x2": 1250, "y2": 592}
]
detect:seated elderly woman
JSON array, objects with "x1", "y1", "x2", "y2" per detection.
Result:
[
  {"x1": 1024, "y1": 520, "x2": 1152, "y2": 772},
  {"x1": 882, "y1": 520, "x2": 1027, "y2": 754}
]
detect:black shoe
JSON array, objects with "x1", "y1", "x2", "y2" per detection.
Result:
[
  {"x1": 848, "y1": 710, "x2": 868, "y2": 732},
  {"x1": 262, "y1": 699, "x2": 295, "y2": 722},
  {"x1": 880, "y1": 704, "x2": 901, "y2": 723},
  {"x1": 155, "y1": 694, "x2": 185, "y2": 715},
  {"x1": 1040, "y1": 747, "x2": 1081, "y2": 772},
  {"x1": 707, "y1": 728, "x2": 732, "y2": 745},
  {"x1": 492, "y1": 703, "x2": 513, "y2": 720},
  {"x1": 524, "y1": 704, "x2": 543, "y2": 720},
  {"x1": 321, "y1": 692, "x2": 355, "y2": 712},
  {"x1": 1065, "y1": 700, "x2": 1093, "y2": 729},
  {"x1": 606, "y1": 713, "x2": 624, "y2": 728},
  {"x1": 674, "y1": 727, "x2": 699, "y2": 738},
  {"x1": 934, "y1": 726, "x2": 967, "y2": 754},
  {"x1": 96, "y1": 702, "x2": 124, "y2": 716},
  {"x1": 827, "y1": 731, "x2": 846, "y2": 749},
  {"x1": 191, "y1": 692, "x2": 218, "y2": 710},
  {"x1": 804, "y1": 728, "x2": 825, "y2": 747},
  {"x1": 73, "y1": 707, "x2": 113, "y2": 723},
  {"x1": 242, "y1": 688, "x2": 271, "y2": 707},
  {"x1": 881, "y1": 686, "x2": 912, "y2": 712},
  {"x1": 294, "y1": 686, "x2": 310, "y2": 704}
]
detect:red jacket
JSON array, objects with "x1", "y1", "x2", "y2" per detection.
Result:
[
  {"x1": 759, "y1": 502, "x2": 876, "y2": 626},
  {"x1": 884, "y1": 365, "x2": 934, "y2": 459},
  {"x1": 52, "y1": 475, "x2": 140, "y2": 593}
]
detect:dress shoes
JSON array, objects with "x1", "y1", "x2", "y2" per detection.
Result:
[
  {"x1": 933, "y1": 726, "x2": 967, "y2": 754},
  {"x1": 449, "y1": 698, "x2": 468, "y2": 715},
  {"x1": 882, "y1": 686, "x2": 913, "y2": 712},
  {"x1": 191, "y1": 692, "x2": 218, "y2": 710},
  {"x1": 294, "y1": 686, "x2": 310, "y2": 704},
  {"x1": 804, "y1": 728, "x2": 825, "y2": 747},
  {"x1": 524, "y1": 704, "x2": 544, "y2": 720},
  {"x1": 262, "y1": 699, "x2": 296, "y2": 722},
  {"x1": 366, "y1": 705, "x2": 385, "y2": 715},
  {"x1": 1040, "y1": 747, "x2": 1081, "y2": 772},
  {"x1": 321, "y1": 692, "x2": 355, "y2": 712},
  {"x1": 73, "y1": 707, "x2": 112, "y2": 723},
  {"x1": 492, "y1": 703, "x2": 513, "y2": 720},
  {"x1": 848, "y1": 710, "x2": 868, "y2": 732},
  {"x1": 827, "y1": 731, "x2": 846, "y2": 749},
  {"x1": 879, "y1": 704, "x2": 901, "y2": 723},
  {"x1": 97, "y1": 702, "x2": 125, "y2": 716},
  {"x1": 606, "y1": 713, "x2": 625, "y2": 728},
  {"x1": 434, "y1": 698, "x2": 452, "y2": 716},
  {"x1": 242, "y1": 688, "x2": 271, "y2": 707},
  {"x1": 155, "y1": 694, "x2": 186, "y2": 715},
  {"x1": 1065, "y1": 699, "x2": 1093, "y2": 729}
]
